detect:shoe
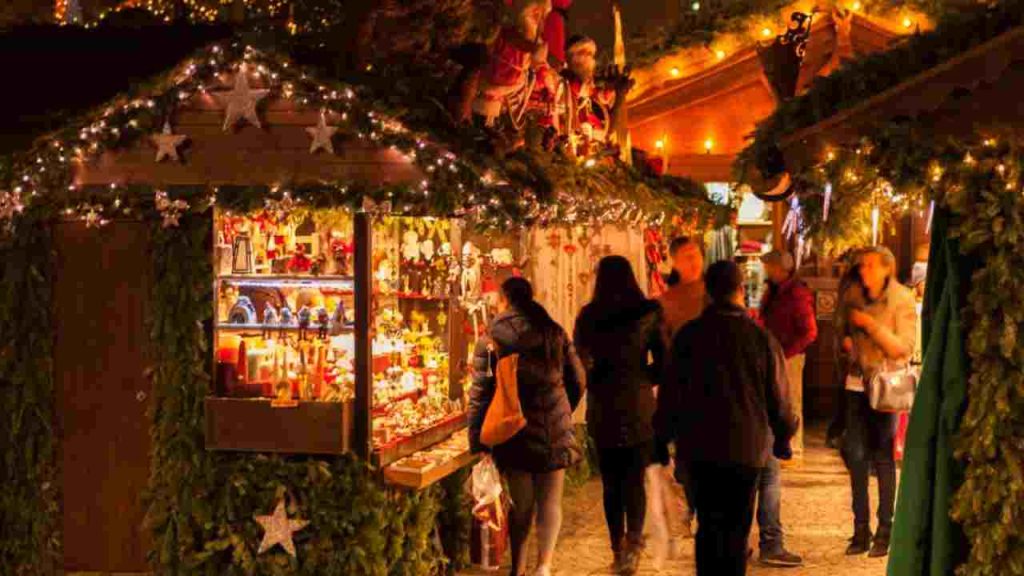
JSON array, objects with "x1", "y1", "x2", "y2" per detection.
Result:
[
  {"x1": 846, "y1": 525, "x2": 873, "y2": 555},
  {"x1": 618, "y1": 535, "x2": 644, "y2": 575},
  {"x1": 759, "y1": 548, "x2": 804, "y2": 567},
  {"x1": 869, "y1": 527, "x2": 891, "y2": 558}
]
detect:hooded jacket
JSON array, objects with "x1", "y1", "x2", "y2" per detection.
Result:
[{"x1": 468, "y1": 307, "x2": 586, "y2": 473}]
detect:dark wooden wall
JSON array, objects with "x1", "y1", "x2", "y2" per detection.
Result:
[{"x1": 55, "y1": 221, "x2": 152, "y2": 572}]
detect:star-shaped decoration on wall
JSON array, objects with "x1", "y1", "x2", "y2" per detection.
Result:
[
  {"x1": 305, "y1": 110, "x2": 338, "y2": 155},
  {"x1": 151, "y1": 121, "x2": 188, "y2": 163},
  {"x1": 254, "y1": 499, "x2": 309, "y2": 558},
  {"x1": 214, "y1": 67, "x2": 269, "y2": 132}
]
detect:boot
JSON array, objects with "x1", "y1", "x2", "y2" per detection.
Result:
[
  {"x1": 869, "y1": 525, "x2": 891, "y2": 558},
  {"x1": 619, "y1": 534, "x2": 645, "y2": 575},
  {"x1": 845, "y1": 525, "x2": 872, "y2": 555},
  {"x1": 610, "y1": 537, "x2": 625, "y2": 573}
]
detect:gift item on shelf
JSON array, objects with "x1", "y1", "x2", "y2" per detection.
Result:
[
  {"x1": 232, "y1": 231, "x2": 254, "y2": 274},
  {"x1": 228, "y1": 296, "x2": 258, "y2": 324}
]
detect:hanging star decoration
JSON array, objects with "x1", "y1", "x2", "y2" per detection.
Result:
[
  {"x1": 306, "y1": 110, "x2": 338, "y2": 155},
  {"x1": 151, "y1": 120, "x2": 188, "y2": 163},
  {"x1": 254, "y1": 499, "x2": 309, "y2": 558},
  {"x1": 214, "y1": 67, "x2": 269, "y2": 132},
  {"x1": 154, "y1": 190, "x2": 190, "y2": 228}
]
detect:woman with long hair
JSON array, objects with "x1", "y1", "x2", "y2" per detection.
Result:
[
  {"x1": 839, "y1": 247, "x2": 916, "y2": 558},
  {"x1": 468, "y1": 277, "x2": 585, "y2": 576},
  {"x1": 574, "y1": 256, "x2": 665, "y2": 575}
]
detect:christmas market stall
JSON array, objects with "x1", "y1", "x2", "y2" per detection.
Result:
[
  {"x1": 736, "y1": 1, "x2": 1024, "y2": 573},
  {"x1": 0, "y1": 16, "x2": 725, "y2": 572}
]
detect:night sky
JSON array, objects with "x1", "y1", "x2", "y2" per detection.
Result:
[{"x1": 568, "y1": 0, "x2": 677, "y2": 58}]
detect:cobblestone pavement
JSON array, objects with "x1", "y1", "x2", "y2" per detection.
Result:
[{"x1": 464, "y1": 429, "x2": 891, "y2": 576}]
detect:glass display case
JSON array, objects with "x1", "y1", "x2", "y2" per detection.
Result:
[{"x1": 205, "y1": 208, "x2": 473, "y2": 481}]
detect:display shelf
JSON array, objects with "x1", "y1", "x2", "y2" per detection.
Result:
[
  {"x1": 373, "y1": 414, "x2": 467, "y2": 468},
  {"x1": 218, "y1": 275, "x2": 355, "y2": 292},
  {"x1": 205, "y1": 397, "x2": 354, "y2": 455},
  {"x1": 216, "y1": 323, "x2": 355, "y2": 334},
  {"x1": 383, "y1": 435, "x2": 476, "y2": 489}
]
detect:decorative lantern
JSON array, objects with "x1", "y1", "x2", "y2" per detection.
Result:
[{"x1": 232, "y1": 231, "x2": 254, "y2": 274}]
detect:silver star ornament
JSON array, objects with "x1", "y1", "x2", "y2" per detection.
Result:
[
  {"x1": 306, "y1": 111, "x2": 339, "y2": 155},
  {"x1": 254, "y1": 500, "x2": 308, "y2": 558},
  {"x1": 215, "y1": 68, "x2": 269, "y2": 131},
  {"x1": 151, "y1": 121, "x2": 188, "y2": 162}
]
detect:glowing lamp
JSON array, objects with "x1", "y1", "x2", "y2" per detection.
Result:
[
  {"x1": 715, "y1": 50, "x2": 726, "y2": 60},
  {"x1": 670, "y1": 67, "x2": 681, "y2": 77},
  {"x1": 902, "y1": 17, "x2": 913, "y2": 28},
  {"x1": 851, "y1": 1, "x2": 861, "y2": 10},
  {"x1": 762, "y1": 28, "x2": 773, "y2": 37},
  {"x1": 704, "y1": 138, "x2": 714, "y2": 154}
]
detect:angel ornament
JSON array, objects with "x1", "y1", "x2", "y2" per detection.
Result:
[{"x1": 460, "y1": 242, "x2": 482, "y2": 300}]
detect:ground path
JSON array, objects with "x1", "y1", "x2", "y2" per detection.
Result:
[{"x1": 463, "y1": 428, "x2": 890, "y2": 576}]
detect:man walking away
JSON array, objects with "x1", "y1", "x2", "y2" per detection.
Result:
[
  {"x1": 755, "y1": 250, "x2": 818, "y2": 567},
  {"x1": 656, "y1": 261, "x2": 798, "y2": 576}
]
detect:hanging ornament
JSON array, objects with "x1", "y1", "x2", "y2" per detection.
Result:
[
  {"x1": 254, "y1": 499, "x2": 309, "y2": 558},
  {"x1": 306, "y1": 110, "x2": 339, "y2": 155},
  {"x1": 214, "y1": 67, "x2": 269, "y2": 131},
  {"x1": 79, "y1": 203, "x2": 107, "y2": 228},
  {"x1": 154, "y1": 190, "x2": 190, "y2": 228},
  {"x1": 822, "y1": 182, "x2": 832, "y2": 222},
  {"x1": 0, "y1": 188, "x2": 25, "y2": 229},
  {"x1": 871, "y1": 205, "x2": 880, "y2": 246},
  {"x1": 781, "y1": 196, "x2": 801, "y2": 240},
  {"x1": 925, "y1": 200, "x2": 935, "y2": 235},
  {"x1": 151, "y1": 120, "x2": 189, "y2": 163}
]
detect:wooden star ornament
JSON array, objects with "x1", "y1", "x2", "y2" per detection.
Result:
[
  {"x1": 306, "y1": 110, "x2": 339, "y2": 155},
  {"x1": 254, "y1": 500, "x2": 308, "y2": 557},
  {"x1": 214, "y1": 67, "x2": 269, "y2": 132},
  {"x1": 151, "y1": 121, "x2": 188, "y2": 162}
]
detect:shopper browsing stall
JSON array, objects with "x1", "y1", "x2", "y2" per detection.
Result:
[
  {"x1": 574, "y1": 256, "x2": 665, "y2": 575},
  {"x1": 467, "y1": 277, "x2": 586, "y2": 576}
]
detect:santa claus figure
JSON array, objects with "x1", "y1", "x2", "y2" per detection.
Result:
[
  {"x1": 562, "y1": 34, "x2": 615, "y2": 149},
  {"x1": 471, "y1": 0, "x2": 554, "y2": 127}
]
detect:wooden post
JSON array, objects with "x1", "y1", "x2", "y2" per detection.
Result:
[
  {"x1": 353, "y1": 212, "x2": 372, "y2": 460},
  {"x1": 772, "y1": 201, "x2": 787, "y2": 250},
  {"x1": 448, "y1": 220, "x2": 465, "y2": 403},
  {"x1": 611, "y1": 0, "x2": 632, "y2": 165}
]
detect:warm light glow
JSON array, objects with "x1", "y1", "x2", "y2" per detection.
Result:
[
  {"x1": 902, "y1": 17, "x2": 913, "y2": 28},
  {"x1": 691, "y1": 1, "x2": 700, "y2": 11},
  {"x1": 851, "y1": 1, "x2": 862, "y2": 9},
  {"x1": 655, "y1": 139, "x2": 665, "y2": 150},
  {"x1": 762, "y1": 27, "x2": 773, "y2": 37},
  {"x1": 715, "y1": 50, "x2": 726, "y2": 60},
  {"x1": 584, "y1": 158, "x2": 597, "y2": 168},
  {"x1": 825, "y1": 150, "x2": 836, "y2": 162},
  {"x1": 704, "y1": 138, "x2": 714, "y2": 153},
  {"x1": 670, "y1": 67, "x2": 681, "y2": 77},
  {"x1": 871, "y1": 206, "x2": 880, "y2": 246}
]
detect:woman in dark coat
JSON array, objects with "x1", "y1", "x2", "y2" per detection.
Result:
[
  {"x1": 574, "y1": 256, "x2": 664, "y2": 575},
  {"x1": 468, "y1": 277, "x2": 585, "y2": 576}
]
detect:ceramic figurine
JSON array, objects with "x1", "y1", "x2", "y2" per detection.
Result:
[
  {"x1": 262, "y1": 303, "x2": 279, "y2": 339},
  {"x1": 278, "y1": 305, "x2": 294, "y2": 339},
  {"x1": 228, "y1": 296, "x2": 257, "y2": 325},
  {"x1": 330, "y1": 301, "x2": 348, "y2": 335},
  {"x1": 402, "y1": 229, "x2": 421, "y2": 263},
  {"x1": 316, "y1": 306, "x2": 330, "y2": 340},
  {"x1": 297, "y1": 306, "x2": 312, "y2": 341}
]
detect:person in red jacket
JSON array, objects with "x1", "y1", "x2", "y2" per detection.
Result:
[{"x1": 759, "y1": 250, "x2": 818, "y2": 452}]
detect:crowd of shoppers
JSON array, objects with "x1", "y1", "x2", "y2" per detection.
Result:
[{"x1": 468, "y1": 237, "x2": 913, "y2": 576}]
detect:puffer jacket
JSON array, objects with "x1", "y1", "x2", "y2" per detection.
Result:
[
  {"x1": 574, "y1": 299, "x2": 664, "y2": 449},
  {"x1": 468, "y1": 307, "x2": 586, "y2": 473}
]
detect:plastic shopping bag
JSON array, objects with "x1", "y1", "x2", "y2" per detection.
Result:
[
  {"x1": 471, "y1": 457, "x2": 504, "y2": 530},
  {"x1": 645, "y1": 465, "x2": 671, "y2": 570}
]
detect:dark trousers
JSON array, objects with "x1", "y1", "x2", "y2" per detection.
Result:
[
  {"x1": 597, "y1": 443, "x2": 650, "y2": 551},
  {"x1": 841, "y1": 391, "x2": 897, "y2": 531},
  {"x1": 689, "y1": 460, "x2": 760, "y2": 576}
]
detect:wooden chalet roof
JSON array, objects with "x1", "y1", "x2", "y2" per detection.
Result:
[
  {"x1": 777, "y1": 25, "x2": 1024, "y2": 173},
  {"x1": 626, "y1": 11, "x2": 908, "y2": 182}
]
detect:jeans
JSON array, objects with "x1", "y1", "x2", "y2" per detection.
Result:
[
  {"x1": 506, "y1": 469, "x2": 566, "y2": 575},
  {"x1": 756, "y1": 457, "x2": 784, "y2": 554},
  {"x1": 597, "y1": 443, "x2": 650, "y2": 551},
  {"x1": 841, "y1": 391, "x2": 897, "y2": 531},
  {"x1": 689, "y1": 460, "x2": 760, "y2": 576}
]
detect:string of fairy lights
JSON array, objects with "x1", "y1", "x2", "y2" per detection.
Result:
[{"x1": 1, "y1": 42, "x2": 665, "y2": 234}]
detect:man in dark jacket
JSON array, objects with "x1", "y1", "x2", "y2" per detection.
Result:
[
  {"x1": 655, "y1": 261, "x2": 798, "y2": 576},
  {"x1": 754, "y1": 249, "x2": 818, "y2": 567}
]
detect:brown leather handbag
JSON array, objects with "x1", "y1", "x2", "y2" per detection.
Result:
[{"x1": 480, "y1": 352, "x2": 526, "y2": 447}]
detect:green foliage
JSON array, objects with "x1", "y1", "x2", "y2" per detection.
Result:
[
  {"x1": 738, "y1": 0, "x2": 1024, "y2": 185},
  {"x1": 0, "y1": 211, "x2": 59, "y2": 575},
  {"x1": 944, "y1": 144, "x2": 1024, "y2": 576}
]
